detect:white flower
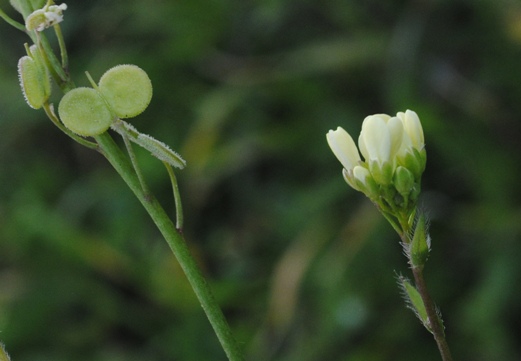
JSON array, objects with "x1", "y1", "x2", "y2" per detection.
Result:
[
  {"x1": 326, "y1": 127, "x2": 361, "y2": 172},
  {"x1": 26, "y1": 3, "x2": 67, "y2": 32},
  {"x1": 327, "y1": 109, "x2": 426, "y2": 196},
  {"x1": 397, "y1": 109, "x2": 424, "y2": 153},
  {"x1": 358, "y1": 114, "x2": 403, "y2": 165}
]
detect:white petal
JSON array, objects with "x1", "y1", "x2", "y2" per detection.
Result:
[
  {"x1": 326, "y1": 127, "x2": 361, "y2": 171},
  {"x1": 387, "y1": 116, "x2": 404, "y2": 158},
  {"x1": 403, "y1": 110, "x2": 424, "y2": 150},
  {"x1": 353, "y1": 165, "x2": 370, "y2": 184},
  {"x1": 360, "y1": 115, "x2": 391, "y2": 163}
]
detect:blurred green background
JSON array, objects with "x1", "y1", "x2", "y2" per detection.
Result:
[{"x1": 2, "y1": 0, "x2": 521, "y2": 360}]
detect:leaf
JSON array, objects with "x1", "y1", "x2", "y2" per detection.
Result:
[{"x1": 397, "y1": 274, "x2": 431, "y2": 333}]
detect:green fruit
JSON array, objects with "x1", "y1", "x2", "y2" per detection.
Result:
[
  {"x1": 18, "y1": 54, "x2": 49, "y2": 109},
  {"x1": 58, "y1": 87, "x2": 113, "y2": 136},
  {"x1": 98, "y1": 64, "x2": 152, "y2": 119}
]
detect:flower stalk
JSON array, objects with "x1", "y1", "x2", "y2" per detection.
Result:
[
  {"x1": 2, "y1": 2, "x2": 244, "y2": 360},
  {"x1": 95, "y1": 133, "x2": 244, "y2": 361},
  {"x1": 327, "y1": 110, "x2": 453, "y2": 361}
]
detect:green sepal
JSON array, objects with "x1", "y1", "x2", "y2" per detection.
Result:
[
  {"x1": 369, "y1": 160, "x2": 393, "y2": 185},
  {"x1": 398, "y1": 150, "x2": 422, "y2": 181},
  {"x1": 394, "y1": 166, "x2": 414, "y2": 197}
]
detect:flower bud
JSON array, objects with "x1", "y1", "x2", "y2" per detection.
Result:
[
  {"x1": 326, "y1": 127, "x2": 361, "y2": 172},
  {"x1": 358, "y1": 114, "x2": 403, "y2": 167},
  {"x1": 394, "y1": 166, "x2": 415, "y2": 197},
  {"x1": 399, "y1": 110, "x2": 424, "y2": 151},
  {"x1": 352, "y1": 165, "x2": 379, "y2": 199}
]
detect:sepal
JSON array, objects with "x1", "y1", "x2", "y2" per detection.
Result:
[
  {"x1": 394, "y1": 166, "x2": 414, "y2": 198},
  {"x1": 369, "y1": 159, "x2": 393, "y2": 185}
]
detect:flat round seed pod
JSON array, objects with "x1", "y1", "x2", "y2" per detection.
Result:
[
  {"x1": 98, "y1": 64, "x2": 152, "y2": 119},
  {"x1": 18, "y1": 55, "x2": 49, "y2": 109},
  {"x1": 58, "y1": 87, "x2": 113, "y2": 136}
]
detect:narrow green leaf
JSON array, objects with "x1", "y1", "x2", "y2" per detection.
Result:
[
  {"x1": 410, "y1": 212, "x2": 430, "y2": 268},
  {"x1": 398, "y1": 275, "x2": 431, "y2": 332},
  {"x1": 135, "y1": 133, "x2": 186, "y2": 169},
  {"x1": 112, "y1": 120, "x2": 187, "y2": 169}
]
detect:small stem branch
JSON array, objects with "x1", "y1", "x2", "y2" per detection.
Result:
[
  {"x1": 121, "y1": 132, "x2": 150, "y2": 196},
  {"x1": 164, "y1": 162, "x2": 184, "y2": 230},
  {"x1": 411, "y1": 267, "x2": 453, "y2": 361},
  {"x1": 0, "y1": 7, "x2": 26, "y2": 31},
  {"x1": 42, "y1": 102, "x2": 98, "y2": 149},
  {"x1": 53, "y1": 23, "x2": 68, "y2": 70},
  {"x1": 94, "y1": 132, "x2": 244, "y2": 361}
]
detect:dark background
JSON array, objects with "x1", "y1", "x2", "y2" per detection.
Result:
[{"x1": 1, "y1": 0, "x2": 521, "y2": 360}]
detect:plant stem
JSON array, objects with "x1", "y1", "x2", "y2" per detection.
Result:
[
  {"x1": 411, "y1": 267, "x2": 453, "y2": 361},
  {"x1": 94, "y1": 132, "x2": 244, "y2": 361},
  {"x1": 164, "y1": 161, "x2": 184, "y2": 230},
  {"x1": 121, "y1": 132, "x2": 150, "y2": 196},
  {"x1": 0, "y1": 7, "x2": 26, "y2": 31}
]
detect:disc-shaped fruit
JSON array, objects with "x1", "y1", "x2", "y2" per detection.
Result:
[
  {"x1": 98, "y1": 64, "x2": 152, "y2": 119},
  {"x1": 58, "y1": 87, "x2": 113, "y2": 136}
]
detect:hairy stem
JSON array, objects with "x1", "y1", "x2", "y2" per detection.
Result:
[
  {"x1": 94, "y1": 132, "x2": 244, "y2": 361},
  {"x1": 411, "y1": 267, "x2": 453, "y2": 361}
]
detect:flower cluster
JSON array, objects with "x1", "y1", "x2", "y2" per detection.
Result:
[
  {"x1": 327, "y1": 110, "x2": 426, "y2": 224},
  {"x1": 26, "y1": 3, "x2": 67, "y2": 32}
]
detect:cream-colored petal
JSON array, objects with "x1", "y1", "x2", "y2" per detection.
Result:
[
  {"x1": 403, "y1": 110, "x2": 424, "y2": 150},
  {"x1": 387, "y1": 116, "x2": 404, "y2": 158},
  {"x1": 360, "y1": 115, "x2": 391, "y2": 163},
  {"x1": 326, "y1": 127, "x2": 361, "y2": 171}
]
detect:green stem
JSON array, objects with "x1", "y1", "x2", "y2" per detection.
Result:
[
  {"x1": 121, "y1": 131, "x2": 150, "y2": 196},
  {"x1": 53, "y1": 22, "x2": 68, "y2": 70},
  {"x1": 42, "y1": 102, "x2": 98, "y2": 149},
  {"x1": 0, "y1": 7, "x2": 26, "y2": 31},
  {"x1": 94, "y1": 132, "x2": 244, "y2": 361},
  {"x1": 411, "y1": 267, "x2": 453, "y2": 361},
  {"x1": 164, "y1": 162, "x2": 184, "y2": 230}
]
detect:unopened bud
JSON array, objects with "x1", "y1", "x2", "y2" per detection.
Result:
[{"x1": 394, "y1": 166, "x2": 414, "y2": 197}]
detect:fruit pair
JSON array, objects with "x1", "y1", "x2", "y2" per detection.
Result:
[{"x1": 58, "y1": 64, "x2": 152, "y2": 136}]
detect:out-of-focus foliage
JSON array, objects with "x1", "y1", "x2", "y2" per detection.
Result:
[{"x1": 1, "y1": 0, "x2": 521, "y2": 360}]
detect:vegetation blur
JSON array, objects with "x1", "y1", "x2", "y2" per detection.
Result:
[{"x1": 1, "y1": 0, "x2": 521, "y2": 360}]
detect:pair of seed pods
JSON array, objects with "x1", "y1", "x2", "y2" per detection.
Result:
[{"x1": 58, "y1": 64, "x2": 153, "y2": 136}]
